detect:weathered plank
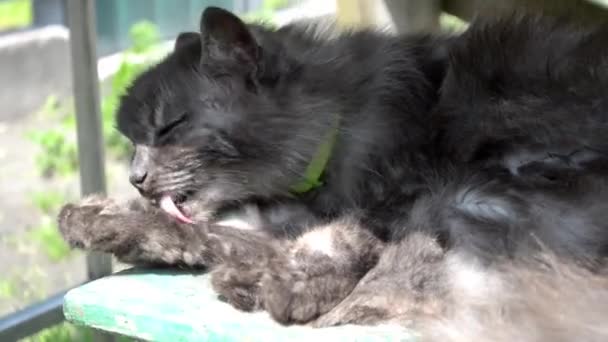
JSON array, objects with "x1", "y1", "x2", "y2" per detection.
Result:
[{"x1": 64, "y1": 269, "x2": 418, "y2": 342}]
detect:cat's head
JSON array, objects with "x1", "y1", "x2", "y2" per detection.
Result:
[{"x1": 116, "y1": 7, "x2": 323, "y2": 222}]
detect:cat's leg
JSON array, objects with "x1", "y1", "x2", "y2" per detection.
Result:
[
  {"x1": 314, "y1": 232, "x2": 449, "y2": 327},
  {"x1": 59, "y1": 196, "x2": 383, "y2": 323},
  {"x1": 315, "y1": 171, "x2": 608, "y2": 328},
  {"x1": 211, "y1": 216, "x2": 384, "y2": 324},
  {"x1": 58, "y1": 196, "x2": 277, "y2": 268},
  {"x1": 312, "y1": 176, "x2": 513, "y2": 327},
  {"x1": 262, "y1": 216, "x2": 384, "y2": 324}
]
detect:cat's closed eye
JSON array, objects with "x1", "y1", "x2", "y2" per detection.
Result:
[{"x1": 158, "y1": 114, "x2": 188, "y2": 138}]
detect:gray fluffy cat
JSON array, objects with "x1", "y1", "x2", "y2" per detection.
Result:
[{"x1": 58, "y1": 7, "x2": 608, "y2": 341}]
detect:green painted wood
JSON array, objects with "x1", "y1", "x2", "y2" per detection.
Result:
[{"x1": 63, "y1": 268, "x2": 418, "y2": 342}]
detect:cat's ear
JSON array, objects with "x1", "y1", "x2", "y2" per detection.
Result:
[
  {"x1": 174, "y1": 32, "x2": 200, "y2": 51},
  {"x1": 199, "y1": 7, "x2": 259, "y2": 66}
]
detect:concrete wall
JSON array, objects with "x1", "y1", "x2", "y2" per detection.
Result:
[{"x1": 0, "y1": 26, "x2": 72, "y2": 122}]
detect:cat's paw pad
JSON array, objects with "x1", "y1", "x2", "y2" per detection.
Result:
[
  {"x1": 57, "y1": 203, "x2": 104, "y2": 248},
  {"x1": 261, "y1": 270, "x2": 324, "y2": 324},
  {"x1": 57, "y1": 197, "x2": 119, "y2": 249},
  {"x1": 211, "y1": 264, "x2": 263, "y2": 312}
]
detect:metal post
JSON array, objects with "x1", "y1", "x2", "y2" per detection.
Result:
[
  {"x1": 0, "y1": 292, "x2": 66, "y2": 341},
  {"x1": 66, "y1": 0, "x2": 112, "y2": 279},
  {"x1": 383, "y1": 0, "x2": 440, "y2": 33},
  {"x1": 66, "y1": 0, "x2": 114, "y2": 340}
]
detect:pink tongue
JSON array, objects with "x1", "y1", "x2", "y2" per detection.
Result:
[{"x1": 159, "y1": 195, "x2": 193, "y2": 224}]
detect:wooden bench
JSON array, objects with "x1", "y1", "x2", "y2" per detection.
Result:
[{"x1": 63, "y1": 268, "x2": 417, "y2": 341}]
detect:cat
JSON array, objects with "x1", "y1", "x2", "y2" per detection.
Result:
[{"x1": 58, "y1": 7, "x2": 608, "y2": 340}]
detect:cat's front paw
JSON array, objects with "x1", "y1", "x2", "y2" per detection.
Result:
[
  {"x1": 211, "y1": 263, "x2": 264, "y2": 312},
  {"x1": 57, "y1": 196, "x2": 119, "y2": 249},
  {"x1": 260, "y1": 264, "x2": 339, "y2": 325}
]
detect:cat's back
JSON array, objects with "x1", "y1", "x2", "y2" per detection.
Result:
[
  {"x1": 273, "y1": 19, "x2": 449, "y2": 88},
  {"x1": 434, "y1": 14, "x2": 608, "y2": 165},
  {"x1": 449, "y1": 14, "x2": 608, "y2": 95}
]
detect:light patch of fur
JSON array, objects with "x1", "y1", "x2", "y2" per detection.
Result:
[
  {"x1": 297, "y1": 227, "x2": 335, "y2": 257},
  {"x1": 281, "y1": 15, "x2": 342, "y2": 41},
  {"x1": 215, "y1": 204, "x2": 263, "y2": 231},
  {"x1": 422, "y1": 256, "x2": 608, "y2": 342},
  {"x1": 502, "y1": 150, "x2": 545, "y2": 176},
  {"x1": 445, "y1": 253, "x2": 503, "y2": 302},
  {"x1": 455, "y1": 189, "x2": 512, "y2": 220},
  {"x1": 215, "y1": 218, "x2": 258, "y2": 231},
  {"x1": 187, "y1": 185, "x2": 230, "y2": 222}
]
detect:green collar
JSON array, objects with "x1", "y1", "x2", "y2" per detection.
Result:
[{"x1": 290, "y1": 114, "x2": 340, "y2": 194}]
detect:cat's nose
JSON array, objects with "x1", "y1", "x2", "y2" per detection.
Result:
[
  {"x1": 130, "y1": 145, "x2": 152, "y2": 191},
  {"x1": 129, "y1": 170, "x2": 148, "y2": 189}
]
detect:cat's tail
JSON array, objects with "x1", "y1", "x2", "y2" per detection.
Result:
[{"x1": 423, "y1": 254, "x2": 608, "y2": 342}]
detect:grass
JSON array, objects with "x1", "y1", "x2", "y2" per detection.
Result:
[
  {"x1": 20, "y1": 323, "x2": 83, "y2": 342},
  {"x1": 22, "y1": 323, "x2": 136, "y2": 342},
  {"x1": 0, "y1": 278, "x2": 17, "y2": 299},
  {"x1": 0, "y1": 267, "x2": 49, "y2": 314},
  {"x1": 27, "y1": 190, "x2": 73, "y2": 262},
  {"x1": 0, "y1": 0, "x2": 32, "y2": 30},
  {"x1": 21, "y1": 322, "x2": 134, "y2": 342},
  {"x1": 29, "y1": 190, "x2": 67, "y2": 216},
  {"x1": 27, "y1": 218, "x2": 72, "y2": 262}
]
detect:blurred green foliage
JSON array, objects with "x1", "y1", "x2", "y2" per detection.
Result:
[
  {"x1": 243, "y1": 0, "x2": 288, "y2": 23},
  {"x1": 22, "y1": 322, "x2": 134, "y2": 342},
  {"x1": 28, "y1": 217, "x2": 72, "y2": 262},
  {"x1": 29, "y1": 21, "x2": 162, "y2": 177},
  {"x1": 0, "y1": 0, "x2": 32, "y2": 30},
  {"x1": 29, "y1": 190, "x2": 66, "y2": 216}
]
